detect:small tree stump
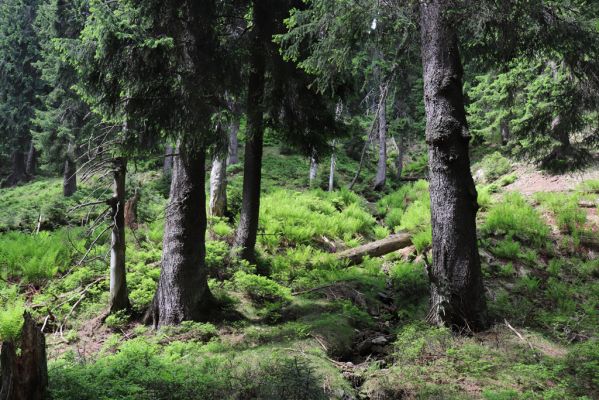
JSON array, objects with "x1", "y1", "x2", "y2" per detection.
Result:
[{"x1": 0, "y1": 312, "x2": 48, "y2": 400}]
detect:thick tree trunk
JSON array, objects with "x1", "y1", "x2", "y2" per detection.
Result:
[
  {"x1": 163, "y1": 145, "x2": 174, "y2": 176},
  {"x1": 309, "y1": 153, "x2": 318, "y2": 187},
  {"x1": 25, "y1": 140, "x2": 36, "y2": 177},
  {"x1": 1, "y1": 150, "x2": 28, "y2": 188},
  {"x1": 149, "y1": 146, "x2": 213, "y2": 327},
  {"x1": 420, "y1": 0, "x2": 487, "y2": 330},
  {"x1": 234, "y1": 2, "x2": 266, "y2": 265},
  {"x1": 374, "y1": 86, "x2": 388, "y2": 191},
  {"x1": 209, "y1": 155, "x2": 227, "y2": 217},
  {"x1": 108, "y1": 157, "x2": 130, "y2": 313},
  {"x1": 0, "y1": 313, "x2": 48, "y2": 400},
  {"x1": 63, "y1": 157, "x2": 77, "y2": 197},
  {"x1": 227, "y1": 118, "x2": 240, "y2": 165}
]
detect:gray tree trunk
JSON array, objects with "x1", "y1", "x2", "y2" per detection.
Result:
[
  {"x1": 309, "y1": 153, "x2": 318, "y2": 187},
  {"x1": 0, "y1": 312, "x2": 48, "y2": 400},
  {"x1": 420, "y1": 0, "x2": 487, "y2": 330},
  {"x1": 227, "y1": 118, "x2": 240, "y2": 165},
  {"x1": 391, "y1": 135, "x2": 404, "y2": 179},
  {"x1": 163, "y1": 145, "x2": 174, "y2": 176},
  {"x1": 25, "y1": 140, "x2": 36, "y2": 177},
  {"x1": 234, "y1": 0, "x2": 266, "y2": 265},
  {"x1": 108, "y1": 157, "x2": 130, "y2": 313},
  {"x1": 328, "y1": 142, "x2": 336, "y2": 192},
  {"x1": 149, "y1": 146, "x2": 213, "y2": 327},
  {"x1": 374, "y1": 86, "x2": 388, "y2": 191},
  {"x1": 209, "y1": 155, "x2": 227, "y2": 217}
]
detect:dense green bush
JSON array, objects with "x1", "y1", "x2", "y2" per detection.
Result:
[
  {"x1": 478, "y1": 152, "x2": 513, "y2": 182},
  {"x1": 233, "y1": 271, "x2": 292, "y2": 304},
  {"x1": 0, "y1": 286, "x2": 24, "y2": 341}
]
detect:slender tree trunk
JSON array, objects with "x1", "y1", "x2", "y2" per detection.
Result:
[
  {"x1": 149, "y1": 146, "x2": 213, "y2": 327},
  {"x1": 25, "y1": 140, "x2": 36, "y2": 177},
  {"x1": 108, "y1": 157, "x2": 130, "y2": 313},
  {"x1": 227, "y1": 118, "x2": 240, "y2": 165},
  {"x1": 209, "y1": 155, "x2": 227, "y2": 217},
  {"x1": 63, "y1": 142, "x2": 77, "y2": 197},
  {"x1": 500, "y1": 119, "x2": 510, "y2": 145},
  {"x1": 0, "y1": 313, "x2": 48, "y2": 400},
  {"x1": 392, "y1": 135, "x2": 404, "y2": 179},
  {"x1": 234, "y1": 1, "x2": 266, "y2": 264},
  {"x1": 124, "y1": 188, "x2": 140, "y2": 229},
  {"x1": 374, "y1": 85, "x2": 388, "y2": 191},
  {"x1": 328, "y1": 141, "x2": 336, "y2": 192},
  {"x1": 420, "y1": 0, "x2": 487, "y2": 330},
  {"x1": 309, "y1": 152, "x2": 318, "y2": 187}
]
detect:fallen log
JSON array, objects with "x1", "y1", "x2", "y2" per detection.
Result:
[
  {"x1": 0, "y1": 312, "x2": 48, "y2": 400},
  {"x1": 578, "y1": 200, "x2": 597, "y2": 208},
  {"x1": 337, "y1": 233, "x2": 412, "y2": 265}
]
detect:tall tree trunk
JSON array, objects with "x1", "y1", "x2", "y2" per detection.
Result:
[
  {"x1": 1, "y1": 150, "x2": 28, "y2": 188},
  {"x1": 149, "y1": 146, "x2": 213, "y2": 327},
  {"x1": 227, "y1": 118, "x2": 240, "y2": 165},
  {"x1": 309, "y1": 152, "x2": 318, "y2": 187},
  {"x1": 500, "y1": 119, "x2": 510, "y2": 146},
  {"x1": 25, "y1": 140, "x2": 36, "y2": 177},
  {"x1": 163, "y1": 145, "x2": 174, "y2": 176},
  {"x1": 420, "y1": 0, "x2": 487, "y2": 330},
  {"x1": 392, "y1": 135, "x2": 404, "y2": 179},
  {"x1": 234, "y1": 1, "x2": 266, "y2": 265},
  {"x1": 328, "y1": 141, "x2": 336, "y2": 192},
  {"x1": 108, "y1": 157, "x2": 130, "y2": 313},
  {"x1": 63, "y1": 142, "x2": 77, "y2": 197},
  {"x1": 0, "y1": 313, "x2": 48, "y2": 400},
  {"x1": 374, "y1": 85, "x2": 388, "y2": 191},
  {"x1": 209, "y1": 155, "x2": 227, "y2": 217}
]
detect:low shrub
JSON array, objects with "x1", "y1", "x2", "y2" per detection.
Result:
[
  {"x1": 479, "y1": 151, "x2": 512, "y2": 182},
  {"x1": 233, "y1": 271, "x2": 292, "y2": 304}
]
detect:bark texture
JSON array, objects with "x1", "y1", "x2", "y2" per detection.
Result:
[
  {"x1": 63, "y1": 157, "x2": 77, "y2": 197},
  {"x1": 150, "y1": 146, "x2": 213, "y2": 327},
  {"x1": 124, "y1": 188, "x2": 140, "y2": 229},
  {"x1": 420, "y1": 0, "x2": 487, "y2": 330},
  {"x1": 374, "y1": 86, "x2": 388, "y2": 191},
  {"x1": 234, "y1": 1, "x2": 266, "y2": 264},
  {"x1": 25, "y1": 140, "x2": 36, "y2": 177},
  {"x1": 337, "y1": 233, "x2": 412, "y2": 266},
  {"x1": 108, "y1": 157, "x2": 130, "y2": 313},
  {"x1": 328, "y1": 148, "x2": 336, "y2": 192},
  {"x1": 227, "y1": 118, "x2": 240, "y2": 165},
  {"x1": 1, "y1": 150, "x2": 29, "y2": 188},
  {"x1": 163, "y1": 145, "x2": 174, "y2": 176},
  {"x1": 0, "y1": 313, "x2": 48, "y2": 400},
  {"x1": 209, "y1": 155, "x2": 227, "y2": 217}
]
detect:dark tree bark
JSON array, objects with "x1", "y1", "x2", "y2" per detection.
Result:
[
  {"x1": 149, "y1": 146, "x2": 213, "y2": 327},
  {"x1": 25, "y1": 140, "x2": 36, "y2": 177},
  {"x1": 0, "y1": 313, "x2": 48, "y2": 400},
  {"x1": 227, "y1": 118, "x2": 240, "y2": 165},
  {"x1": 234, "y1": 1, "x2": 266, "y2": 264},
  {"x1": 63, "y1": 157, "x2": 77, "y2": 197},
  {"x1": 420, "y1": 0, "x2": 487, "y2": 330},
  {"x1": 500, "y1": 119, "x2": 510, "y2": 145},
  {"x1": 1, "y1": 150, "x2": 29, "y2": 188},
  {"x1": 108, "y1": 157, "x2": 130, "y2": 313},
  {"x1": 209, "y1": 155, "x2": 227, "y2": 217},
  {"x1": 374, "y1": 86, "x2": 388, "y2": 191}
]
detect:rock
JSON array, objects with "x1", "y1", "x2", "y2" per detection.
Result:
[{"x1": 371, "y1": 336, "x2": 388, "y2": 345}]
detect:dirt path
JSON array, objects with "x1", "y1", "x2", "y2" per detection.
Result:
[{"x1": 504, "y1": 165, "x2": 599, "y2": 195}]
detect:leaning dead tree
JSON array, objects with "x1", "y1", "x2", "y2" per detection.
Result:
[
  {"x1": 67, "y1": 124, "x2": 130, "y2": 313},
  {"x1": 0, "y1": 312, "x2": 48, "y2": 400}
]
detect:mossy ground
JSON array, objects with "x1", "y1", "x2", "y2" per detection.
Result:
[{"x1": 0, "y1": 147, "x2": 597, "y2": 399}]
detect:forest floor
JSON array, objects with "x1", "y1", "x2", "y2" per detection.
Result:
[{"x1": 0, "y1": 148, "x2": 597, "y2": 399}]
